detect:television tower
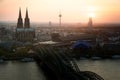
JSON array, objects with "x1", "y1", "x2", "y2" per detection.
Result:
[{"x1": 59, "y1": 11, "x2": 62, "y2": 27}]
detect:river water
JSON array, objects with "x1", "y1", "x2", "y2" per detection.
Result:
[{"x1": 0, "y1": 60, "x2": 120, "y2": 80}]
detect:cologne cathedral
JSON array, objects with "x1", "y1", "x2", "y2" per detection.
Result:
[{"x1": 16, "y1": 8, "x2": 35, "y2": 42}]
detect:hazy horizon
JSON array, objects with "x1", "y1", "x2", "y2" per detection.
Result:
[{"x1": 0, "y1": 0, "x2": 120, "y2": 23}]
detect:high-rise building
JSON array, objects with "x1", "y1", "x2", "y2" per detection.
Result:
[
  {"x1": 88, "y1": 17, "x2": 93, "y2": 30},
  {"x1": 16, "y1": 8, "x2": 35, "y2": 42}
]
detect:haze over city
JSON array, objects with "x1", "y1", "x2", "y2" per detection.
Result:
[
  {"x1": 0, "y1": 1, "x2": 120, "y2": 80},
  {"x1": 0, "y1": 0, "x2": 120, "y2": 23}
]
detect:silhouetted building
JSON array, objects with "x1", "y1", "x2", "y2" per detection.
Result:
[
  {"x1": 51, "y1": 33, "x2": 62, "y2": 41},
  {"x1": 24, "y1": 9, "x2": 30, "y2": 28},
  {"x1": 49, "y1": 21, "x2": 52, "y2": 27},
  {"x1": 0, "y1": 27, "x2": 7, "y2": 38},
  {"x1": 17, "y1": 8, "x2": 23, "y2": 28},
  {"x1": 16, "y1": 8, "x2": 35, "y2": 42},
  {"x1": 88, "y1": 17, "x2": 93, "y2": 30}
]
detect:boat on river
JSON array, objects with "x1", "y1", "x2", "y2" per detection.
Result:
[
  {"x1": 20, "y1": 58, "x2": 34, "y2": 62},
  {"x1": 0, "y1": 59, "x2": 4, "y2": 63},
  {"x1": 111, "y1": 55, "x2": 120, "y2": 59}
]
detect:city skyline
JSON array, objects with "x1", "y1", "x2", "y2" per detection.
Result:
[{"x1": 0, "y1": 0, "x2": 120, "y2": 23}]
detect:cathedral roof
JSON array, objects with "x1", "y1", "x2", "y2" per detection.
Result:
[{"x1": 16, "y1": 28, "x2": 35, "y2": 32}]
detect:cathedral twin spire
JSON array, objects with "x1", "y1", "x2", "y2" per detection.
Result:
[
  {"x1": 17, "y1": 8, "x2": 30, "y2": 28},
  {"x1": 17, "y1": 8, "x2": 23, "y2": 28},
  {"x1": 19, "y1": 8, "x2": 22, "y2": 19}
]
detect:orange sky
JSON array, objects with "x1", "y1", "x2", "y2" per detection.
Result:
[{"x1": 0, "y1": 0, "x2": 120, "y2": 23}]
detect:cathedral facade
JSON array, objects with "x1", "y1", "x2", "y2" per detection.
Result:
[{"x1": 16, "y1": 8, "x2": 35, "y2": 42}]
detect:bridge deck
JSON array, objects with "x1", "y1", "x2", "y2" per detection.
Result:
[{"x1": 33, "y1": 46, "x2": 104, "y2": 80}]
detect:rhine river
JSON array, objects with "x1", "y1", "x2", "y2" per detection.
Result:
[{"x1": 0, "y1": 60, "x2": 120, "y2": 80}]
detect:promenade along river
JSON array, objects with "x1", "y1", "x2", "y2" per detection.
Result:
[{"x1": 0, "y1": 60, "x2": 120, "y2": 80}]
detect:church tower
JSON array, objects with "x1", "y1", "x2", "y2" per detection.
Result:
[
  {"x1": 17, "y1": 8, "x2": 23, "y2": 28},
  {"x1": 16, "y1": 8, "x2": 35, "y2": 42},
  {"x1": 24, "y1": 8, "x2": 30, "y2": 28}
]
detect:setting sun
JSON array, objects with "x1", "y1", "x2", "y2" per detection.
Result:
[
  {"x1": 87, "y1": 7, "x2": 96, "y2": 12},
  {"x1": 87, "y1": 7, "x2": 96, "y2": 18},
  {"x1": 88, "y1": 12, "x2": 95, "y2": 18}
]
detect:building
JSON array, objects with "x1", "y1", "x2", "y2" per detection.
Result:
[
  {"x1": 88, "y1": 17, "x2": 93, "y2": 30},
  {"x1": 0, "y1": 27, "x2": 7, "y2": 38},
  {"x1": 16, "y1": 8, "x2": 35, "y2": 42}
]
